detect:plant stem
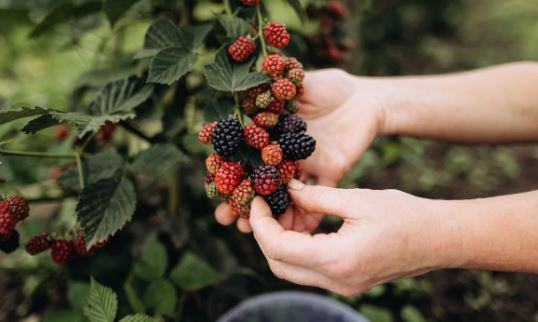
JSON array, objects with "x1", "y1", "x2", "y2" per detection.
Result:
[
  {"x1": 224, "y1": 0, "x2": 232, "y2": 16},
  {"x1": 0, "y1": 149, "x2": 75, "y2": 159},
  {"x1": 257, "y1": 5, "x2": 268, "y2": 57},
  {"x1": 75, "y1": 153, "x2": 85, "y2": 190}
]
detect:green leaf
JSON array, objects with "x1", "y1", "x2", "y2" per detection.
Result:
[
  {"x1": 104, "y1": 0, "x2": 137, "y2": 26},
  {"x1": 360, "y1": 304, "x2": 393, "y2": 322},
  {"x1": 53, "y1": 111, "x2": 135, "y2": 138},
  {"x1": 89, "y1": 77, "x2": 154, "y2": 116},
  {"x1": 119, "y1": 314, "x2": 155, "y2": 322},
  {"x1": 401, "y1": 306, "x2": 426, "y2": 322},
  {"x1": 143, "y1": 280, "x2": 176, "y2": 315},
  {"x1": 286, "y1": 0, "x2": 307, "y2": 23},
  {"x1": 30, "y1": 1, "x2": 102, "y2": 38},
  {"x1": 83, "y1": 278, "x2": 118, "y2": 322},
  {"x1": 68, "y1": 282, "x2": 91, "y2": 311},
  {"x1": 147, "y1": 47, "x2": 198, "y2": 85},
  {"x1": 218, "y1": 15, "x2": 254, "y2": 38},
  {"x1": 131, "y1": 144, "x2": 185, "y2": 180},
  {"x1": 182, "y1": 24, "x2": 213, "y2": 50},
  {"x1": 21, "y1": 114, "x2": 60, "y2": 134},
  {"x1": 133, "y1": 235, "x2": 168, "y2": 281},
  {"x1": 0, "y1": 106, "x2": 49, "y2": 125},
  {"x1": 59, "y1": 151, "x2": 123, "y2": 191},
  {"x1": 202, "y1": 96, "x2": 235, "y2": 122},
  {"x1": 204, "y1": 48, "x2": 270, "y2": 92},
  {"x1": 43, "y1": 311, "x2": 86, "y2": 322},
  {"x1": 144, "y1": 18, "x2": 211, "y2": 52},
  {"x1": 77, "y1": 177, "x2": 136, "y2": 247},
  {"x1": 170, "y1": 252, "x2": 220, "y2": 290}
]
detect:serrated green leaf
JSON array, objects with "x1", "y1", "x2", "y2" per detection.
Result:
[
  {"x1": 170, "y1": 253, "x2": 221, "y2": 290},
  {"x1": 89, "y1": 77, "x2": 154, "y2": 116},
  {"x1": 83, "y1": 278, "x2": 118, "y2": 322},
  {"x1": 217, "y1": 15, "x2": 254, "y2": 38},
  {"x1": 77, "y1": 177, "x2": 136, "y2": 246},
  {"x1": 30, "y1": 1, "x2": 102, "y2": 38},
  {"x1": 119, "y1": 314, "x2": 155, "y2": 322},
  {"x1": 202, "y1": 96, "x2": 235, "y2": 122},
  {"x1": 21, "y1": 114, "x2": 60, "y2": 134},
  {"x1": 0, "y1": 106, "x2": 49, "y2": 125},
  {"x1": 59, "y1": 151, "x2": 123, "y2": 191},
  {"x1": 286, "y1": 0, "x2": 307, "y2": 23},
  {"x1": 104, "y1": 0, "x2": 137, "y2": 26},
  {"x1": 68, "y1": 282, "x2": 91, "y2": 311},
  {"x1": 147, "y1": 47, "x2": 198, "y2": 85},
  {"x1": 131, "y1": 144, "x2": 185, "y2": 178},
  {"x1": 144, "y1": 18, "x2": 184, "y2": 50},
  {"x1": 182, "y1": 24, "x2": 213, "y2": 50},
  {"x1": 133, "y1": 235, "x2": 168, "y2": 281},
  {"x1": 204, "y1": 48, "x2": 270, "y2": 92},
  {"x1": 143, "y1": 280, "x2": 176, "y2": 315},
  {"x1": 53, "y1": 111, "x2": 135, "y2": 138}
]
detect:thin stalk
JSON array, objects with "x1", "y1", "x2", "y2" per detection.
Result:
[
  {"x1": 0, "y1": 149, "x2": 76, "y2": 159},
  {"x1": 256, "y1": 5, "x2": 268, "y2": 57},
  {"x1": 233, "y1": 92, "x2": 245, "y2": 126},
  {"x1": 75, "y1": 153, "x2": 85, "y2": 190},
  {"x1": 224, "y1": 0, "x2": 232, "y2": 16}
]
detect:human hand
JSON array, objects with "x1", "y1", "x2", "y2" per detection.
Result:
[
  {"x1": 215, "y1": 69, "x2": 387, "y2": 232},
  {"x1": 248, "y1": 180, "x2": 462, "y2": 296}
]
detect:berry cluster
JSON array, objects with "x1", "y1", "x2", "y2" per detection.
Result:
[
  {"x1": 25, "y1": 232, "x2": 109, "y2": 264},
  {"x1": 199, "y1": 6, "x2": 315, "y2": 217},
  {"x1": 0, "y1": 195, "x2": 30, "y2": 254}
]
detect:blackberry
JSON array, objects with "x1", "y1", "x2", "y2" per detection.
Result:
[
  {"x1": 213, "y1": 118, "x2": 243, "y2": 157},
  {"x1": 278, "y1": 132, "x2": 316, "y2": 160},
  {"x1": 264, "y1": 187, "x2": 290, "y2": 215},
  {"x1": 0, "y1": 230, "x2": 19, "y2": 254},
  {"x1": 276, "y1": 114, "x2": 307, "y2": 136}
]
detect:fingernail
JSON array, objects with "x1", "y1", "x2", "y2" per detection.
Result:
[{"x1": 288, "y1": 179, "x2": 305, "y2": 190}]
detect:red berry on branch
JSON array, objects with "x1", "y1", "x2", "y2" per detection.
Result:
[
  {"x1": 253, "y1": 111, "x2": 279, "y2": 129},
  {"x1": 267, "y1": 99, "x2": 285, "y2": 113},
  {"x1": 278, "y1": 160, "x2": 297, "y2": 184},
  {"x1": 230, "y1": 201, "x2": 250, "y2": 218},
  {"x1": 51, "y1": 239, "x2": 74, "y2": 264},
  {"x1": 98, "y1": 122, "x2": 115, "y2": 141},
  {"x1": 252, "y1": 165, "x2": 281, "y2": 196},
  {"x1": 262, "y1": 54, "x2": 286, "y2": 77},
  {"x1": 73, "y1": 234, "x2": 95, "y2": 257},
  {"x1": 228, "y1": 36, "x2": 257, "y2": 62},
  {"x1": 286, "y1": 57, "x2": 304, "y2": 71},
  {"x1": 261, "y1": 144, "x2": 283, "y2": 166},
  {"x1": 287, "y1": 68, "x2": 305, "y2": 85},
  {"x1": 264, "y1": 22, "x2": 291, "y2": 48},
  {"x1": 230, "y1": 179, "x2": 255, "y2": 207},
  {"x1": 25, "y1": 233, "x2": 52, "y2": 255},
  {"x1": 7, "y1": 195, "x2": 29, "y2": 222},
  {"x1": 243, "y1": 124, "x2": 270, "y2": 149},
  {"x1": 239, "y1": 0, "x2": 260, "y2": 6},
  {"x1": 272, "y1": 78, "x2": 297, "y2": 100},
  {"x1": 206, "y1": 153, "x2": 225, "y2": 175},
  {"x1": 54, "y1": 126, "x2": 70, "y2": 141},
  {"x1": 0, "y1": 202, "x2": 16, "y2": 240},
  {"x1": 215, "y1": 161, "x2": 245, "y2": 195},
  {"x1": 246, "y1": 84, "x2": 270, "y2": 99},
  {"x1": 198, "y1": 122, "x2": 217, "y2": 144}
]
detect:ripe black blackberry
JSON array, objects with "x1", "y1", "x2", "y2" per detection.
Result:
[
  {"x1": 212, "y1": 118, "x2": 243, "y2": 157},
  {"x1": 278, "y1": 132, "x2": 316, "y2": 160},
  {"x1": 264, "y1": 187, "x2": 290, "y2": 215},
  {"x1": 276, "y1": 114, "x2": 307, "y2": 136},
  {"x1": 0, "y1": 230, "x2": 19, "y2": 254}
]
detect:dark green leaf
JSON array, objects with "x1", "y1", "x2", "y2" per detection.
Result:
[
  {"x1": 89, "y1": 77, "x2": 154, "y2": 116},
  {"x1": 401, "y1": 306, "x2": 426, "y2": 322},
  {"x1": 144, "y1": 18, "x2": 212, "y2": 52},
  {"x1": 170, "y1": 253, "x2": 220, "y2": 290},
  {"x1": 83, "y1": 278, "x2": 118, "y2": 322},
  {"x1": 30, "y1": 1, "x2": 102, "y2": 38},
  {"x1": 286, "y1": 0, "x2": 307, "y2": 23},
  {"x1": 182, "y1": 24, "x2": 213, "y2": 50},
  {"x1": 119, "y1": 315, "x2": 155, "y2": 322},
  {"x1": 43, "y1": 311, "x2": 86, "y2": 322},
  {"x1": 131, "y1": 144, "x2": 185, "y2": 179},
  {"x1": 53, "y1": 111, "x2": 135, "y2": 138},
  {"x1": 59, "y1": 151, "x2": 123, "y2": 191},
  {"x1": 104, "y1": 0, "x2": 137, "y2": 26},
  {"x1": 204, "y1": 48, "x2": 270, "y2": 92},
  {"x1": 77, "y1": 177, "x2": 136, "y2": 246},
  {"x1": 217, "y1": 15, "x2": 254, "y2": 38},
  {"x1": 68, "y1": 282, "x2": 91, "y2": 311},
  {"x1": 202, "y1": 96, "x2": 235, "y2": 122},
  {"x1": 21, "y1": 114, "x2": 60, "y2": 134},
  {"x1": 0, "y1": 106, "x2": 49, "y2": 125},
  {"x1": 143, "y1": 280, "x2": 176, "y2": 315},
  {"x1": 133, "y1": 235, "x2": 168, "y2": 281},
  {"x1": 147, "y1": 48, "x2": 198, "y2": 85},
  {"x1": 361, "y1": 305, "x2": 393, "y2": 322}
]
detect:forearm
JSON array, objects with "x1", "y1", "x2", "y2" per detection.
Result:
[
  {"x1": 365, "y1": 62, "x2": 538, "y2": 143},
  {"x1": 434, "y1": 190, "x2": 538, "y2": 273}
]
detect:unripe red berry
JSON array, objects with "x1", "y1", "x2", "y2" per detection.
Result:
[
  {"x1": 262, "y1": 54, "x2": 286, "y2": 77},
  {"x1": 25, "y1": 233, "x2": 52, "y2": 255},
  {"x1": 261, "y1": 144, "x2": 283, "y2": 166},
  {"x1": 264, "y1": 22, "x2": 291, "y2": 49},
  {"x1": 272, "y1": 78, "x2": 297, "y2": 100},
  {"x1": 228, "y1": 37, "x2": 257, "y2": 62},
  {"x1": 51, "y1": 239, "x2": 74, "y2": 264},
  {"x1": 253, "y1": 112, "x2": 279, "y2": 129},
  {"x1": 243, "y1": 124, "x2": 270, "y2": 149},
  {"x1": 215, "y1": 162, "x2": 245, "y2": 195},
  {"x1": 198, "y1": 122, "x2": 217, "y2": 144}
]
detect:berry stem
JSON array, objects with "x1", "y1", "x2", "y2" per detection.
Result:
[
  {"x1": 256, "y1": 5, "x2": 268, "y2": 57},
  {"x1": 75, "y1": 153, "x2": 85, "y2": 190},
  {"x1": 0, "y1": 149, "x2": 76, "y2": 159},
  {"x1": 233, "y1": 92, "x2": 245, "y2": 126},
  {"x1": 224, "y1": 0, "x2": 232, "y2": 16}
]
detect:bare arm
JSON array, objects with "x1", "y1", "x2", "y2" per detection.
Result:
[{"x1": 370, "y1": 62, "x2": 538, "y2": 143}]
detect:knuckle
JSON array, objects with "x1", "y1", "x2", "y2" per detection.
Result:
[{"x1": 265, "y1": 243, "x2": 283, "y2": 261}]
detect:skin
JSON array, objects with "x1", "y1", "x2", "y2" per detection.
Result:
[{"x1": 215, "y1": 62, "x2": 538, "y2": 296}]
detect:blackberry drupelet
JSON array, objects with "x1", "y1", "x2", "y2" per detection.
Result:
[
  {"x1": 264, "y1": 187, "x2": 290, "y2": 215},
  {"x1": 213, "y1": 118, "x2": 243, "y2": 157},
  {"x1": 278, "y1": 132, "x2": 316, "y2": 160}
]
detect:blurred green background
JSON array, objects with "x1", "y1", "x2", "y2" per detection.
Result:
[{"x1": 0, "y1": 0, "x2": 537, "y2": 321}]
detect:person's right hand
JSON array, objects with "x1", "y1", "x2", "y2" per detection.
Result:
[{"x1": 215, "y1": 69, "x2": 387, "y2": 233}]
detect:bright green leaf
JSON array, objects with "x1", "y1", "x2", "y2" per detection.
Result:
[
  {"x1": 119, "y1": 314, "x2": 155, "y2": 322},
  {"x1": 77, "y1": 177, "x2": 136, "y2": 247},
  {"x1": 133, "y1": 235, "x2": 168, "y2": 281},
  {"x1": 83, "y1": 278, "x2": 118, "y2": 322},
  {"x1": 104, "y1": 0, "x2": 137, "y2": 26},
  {"x1": 170, "y1": 252, "x2": 220, "y2": 290},
  {"x1": 204, "y1": 48, "x2": 270, "y2": 92},
  {"x1": 147, "y1": 47, "x2": 198, "y2": 84},
  {"x1": 143, "y1": 280, "x2": 176, "y2": 315}
]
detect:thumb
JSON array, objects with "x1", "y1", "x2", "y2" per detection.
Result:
[{"x1": 287, "y1": 179, "x2": 349, "y2": 217}]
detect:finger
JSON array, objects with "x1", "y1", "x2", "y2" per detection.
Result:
[
  {"x1": 249, "y1": 197, "x2": 332, "y2": 267},
  {"x1": 215, "y1": 203, "x2": 236, "y2": 226},
  {"x1": 267, "y1": 259, "x2": 336, "y2": 290},
  {"x1": 277, "y1": 206, "x2": 295, "y2": 230},
  {"x1": 287, "y1": 179, "x2": 350, "y2": 217},
  {"x1": 236, "y1": 218, "x2": 252, "y2": 233}
]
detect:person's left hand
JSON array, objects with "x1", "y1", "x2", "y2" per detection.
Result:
[{"x1": 246, "y1": 180, "x2": 462, "y2": 296}]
